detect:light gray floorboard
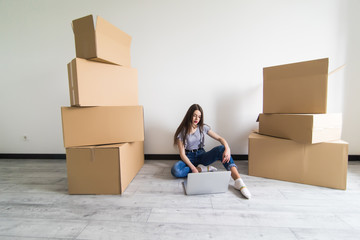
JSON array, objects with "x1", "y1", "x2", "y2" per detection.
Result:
[
  {"x1": 0, "y1": 159, "x2": 360, "y2": 240},
  {"x1": 76, "y1": 221, "x2": 297, "y2": 240}
]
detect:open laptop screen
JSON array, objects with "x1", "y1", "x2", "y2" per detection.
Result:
[{"x1": 184, "y1": 171, "x2": 231, "y2": 195}]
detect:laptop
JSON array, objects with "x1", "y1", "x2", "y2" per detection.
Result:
[{"x1": 183, "y1": 171, "x2": 231, "y2": 195}]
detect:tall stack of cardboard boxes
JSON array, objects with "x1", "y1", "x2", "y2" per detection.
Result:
[
  {"x1": 248, "y1": 58, "x2": 348, "y2": 190},
  {"x1": 61, "y1": 15, "x2": 144, "y2": 194}
]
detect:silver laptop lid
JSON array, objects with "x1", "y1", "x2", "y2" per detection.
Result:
[{"x1": 184, "y1": 171, "x2": 231, "y2": 195}]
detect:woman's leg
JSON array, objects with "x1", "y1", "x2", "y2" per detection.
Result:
[
  {"x1": 199, "y1": 145, "x2": 238, "y2": 173},
  {"x1": 230, "y1": 166, "x2": 241, "y2": 180},
  {"x1": 171, "y1": 160, "x2": 191, "y2": 178},
  {"x1": 199, "y1": 146, "x2": 252, "y2": 199}
]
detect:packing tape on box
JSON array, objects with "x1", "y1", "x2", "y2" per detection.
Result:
[{"x1": 68, "y1": 61, "x2": 76, "y2": 106}]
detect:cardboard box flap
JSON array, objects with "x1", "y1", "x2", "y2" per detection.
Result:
[
  {"x1": 263, "y1": 58, "x2": 329, "y2": 114},
  {"x1": 263, "y1": 58, "x2": 329, "y2": 80},
  {"x1": 94, "y1": 16, "x2": 131, "y2": 66},
  {"x1": 72, "y1": 14, "x2": 132, "y2": 66},
  {"x1": 72, "y1": 15, "x2": 97, "y2": 59},
  {"x1": 96, "y1": 16, "x2": 132, "y2": 45},
  {"x1": 329, "y1": 64, "x2": 346, "y2": 76}
]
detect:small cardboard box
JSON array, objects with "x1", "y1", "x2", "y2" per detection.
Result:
[
  {"x1": 67, "y1": 58, "x2": 138, "y2": 107},
  {"x1": 72, "y1": 15, "x2": 131, "y2": 67},
  {"x1": 263, "y1": 58, "x2": 329, "y2": 114},
  {"x1": 66, "y1": 141, "x2": 144, "y2": 194},
  {"x1": 258, "y1": 113, "x2": 342, "y2": 144},
  {"x1": 61, "y1": 106, "x2": 144, "y2": 147},
  {"x1": 248, "y1": 132, "x2": 348, "y2": 190}
]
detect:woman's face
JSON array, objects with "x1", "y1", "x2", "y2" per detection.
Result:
[{"x1": 192, "y1": 110, "x2": 201, "y2": 126}]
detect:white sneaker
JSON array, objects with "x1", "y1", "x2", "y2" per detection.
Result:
[
  {"x1": 234, "y1": 178, "x2": 252, "y2": 199},
  {"x1": 198, "y1": 164, "x2": 217, "y2": 172}
]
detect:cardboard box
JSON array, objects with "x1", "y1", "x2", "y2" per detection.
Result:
[
  {"x1": 248, "y1": 132, "x2": 348, "y2": 190},
  {"x1": 66, "y1": 141, "x2": 144, "y2": 194},
  {"x1": 72, "y1": 15, "x2": 131, "y2": 67},
  {"x1": 263, "y1": 58, "x2": 329, "y2": 114},
  {"x1": 67, "y1": 58, "x2": 138, "y2": 107},
  {"x1": 61, "y1": 106, "x2": 144, "y2": 147},
  {"x1": 258, "y1": 113, "x2": 342, "y2": 144}
]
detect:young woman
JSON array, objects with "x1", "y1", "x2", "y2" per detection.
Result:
[{"x1": 171, "y1": 104, "x2": 251, "y2": 199}]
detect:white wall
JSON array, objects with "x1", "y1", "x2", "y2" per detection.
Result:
[{"x1": 0, "y1": 0, "x2": 359, "y2": 155}]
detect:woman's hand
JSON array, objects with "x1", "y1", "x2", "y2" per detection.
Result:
[
  {"x1": 177, "y1": 139, "x2": 199, "y2": 173},
  {"x1": 222, "y1": 148, "x2": 231, "y2": 163},
  {"x1": 191, "y1": 166, "x2": 199, "y2": 173},
  {"x1": 207, "y1": 130, "x2": 231, "y2": 163}
]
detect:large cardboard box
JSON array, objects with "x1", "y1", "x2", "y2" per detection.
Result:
[
  {"x1": 263, "y1": 58, "x2": 329, "y2": 114},
  {"x1": 67, "y1": 58, "x2": 138, "y2": 107},
  {"x1": 258, "y1": 113, "x2": 342, "y2": 144},
  {"x1": 248, "y1": 132, "x2": 348, "y2": 190},
  {"x1": 66, "y1": 141, "x2": 144, "y2": 194},
  {"x1": 72, "y1": 15, "x2": 131, "y2": 67},
  {"x1": 61, "y1": 106, "x2": 144, "y2": 147}
]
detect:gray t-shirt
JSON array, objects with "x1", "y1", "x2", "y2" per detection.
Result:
[{"x1": 177, "y1": 125, "x2": 211, "y2": 150}]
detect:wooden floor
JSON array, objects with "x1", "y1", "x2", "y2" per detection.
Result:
[{"x1": 0, "y1": 159, "x2": 360, "y2": 240}]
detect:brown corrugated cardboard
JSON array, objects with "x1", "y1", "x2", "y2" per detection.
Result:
[
  {"x1": 66, "y1": 141, "x2": 144, "y2": 194},
  {"x1": 67, "y1": 58, "x2": 138, "y2": 107},
  {"x1": 263, "y1": 58, "x2": 329, "y2": 114},
  {"x1": 248, "y1": 132, "x2": 348, "y2": 190},
  {"x1": 258, "y1": 113, "x2": 342, "y2": 144},
  {"x1": 61, "y1": 106, "x2": 144, "y2": 147},
  {"x1": 72, "y1": 15, "x2": 131, "y2": 67}
]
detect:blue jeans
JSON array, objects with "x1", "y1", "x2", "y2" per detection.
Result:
[{"x1": 171, "y1": 145, "x2": 237, "y2": 178}]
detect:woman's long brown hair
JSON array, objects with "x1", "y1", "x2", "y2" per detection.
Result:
[{"x1": 173, "y1": 104, "x2": 204, "y2": 146}]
